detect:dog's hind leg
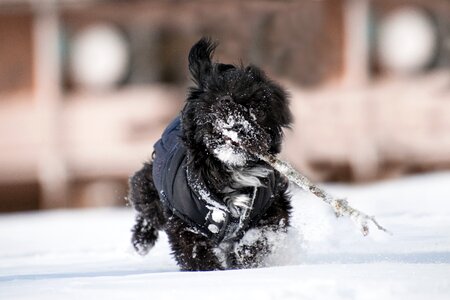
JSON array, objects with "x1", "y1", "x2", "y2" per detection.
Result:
[{"x1": 127, "y1": 161, "x2": 166, "y2": 255}]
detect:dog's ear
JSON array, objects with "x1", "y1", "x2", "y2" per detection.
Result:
[
  {"x1": 188, "y1": 37, "x2": 217, "y2": 88},
  {"x1": 245, "y1": 65, "x2": 265, "y2": 81}
]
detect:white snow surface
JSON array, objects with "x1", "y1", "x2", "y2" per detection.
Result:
[{"x1": 1, "y1": 172, "x2": 450, "y2": 299}]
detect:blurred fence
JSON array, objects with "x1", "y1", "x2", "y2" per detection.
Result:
[{"x1": 0, "y1": 0, "x2": 449, "y2": 211}]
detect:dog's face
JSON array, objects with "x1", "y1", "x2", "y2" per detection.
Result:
[{"x1": 182, "y1": 38, "x2": 292, "y2": 167}]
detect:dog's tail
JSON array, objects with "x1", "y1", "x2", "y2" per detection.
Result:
[{"x1": 127, "y1": 161, "x2": 166, "y2": 255}]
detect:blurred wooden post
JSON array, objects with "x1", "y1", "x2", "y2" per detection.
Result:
[
  {"x1": 32, "y1": 0, "x2": 68, "y2": 209},
  {"x1": 343, "y1": 0, "x2": 370, "y2": 86},
  {"x1": 342, "y1": 0, "x2": 379, "y2": 180}
]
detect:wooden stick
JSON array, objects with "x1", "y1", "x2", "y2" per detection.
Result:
[{"x1": 259, "y1": 154, "x2": 391, "y2": 236}]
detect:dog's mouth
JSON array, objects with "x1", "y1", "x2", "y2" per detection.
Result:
[
  {"x1": 212, "y1": 129, "x2": 248, "y2": 167},
  {"x1": 223, "y1": 135, "x2": 240, "y2": 148}
]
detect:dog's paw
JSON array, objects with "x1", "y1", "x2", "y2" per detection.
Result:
[
  {"x1": 131, "y1": 218, "x2": 158, "y2": 256},
  {"x1": 233, "y1": 228, "x2": 270, "y2": 268}
]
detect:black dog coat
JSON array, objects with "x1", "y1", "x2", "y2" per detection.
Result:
[{"x1": 152, "y1": 117, "x2": 278, "y2": 243}]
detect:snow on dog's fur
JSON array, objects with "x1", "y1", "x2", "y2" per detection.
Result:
[{"x1": 128, "y1": 38, "x2": 293, "y2": 271}]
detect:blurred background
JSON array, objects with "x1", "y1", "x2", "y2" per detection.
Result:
[{"x1": 0, "y1": 0, "x2": 448, "y2": 212}]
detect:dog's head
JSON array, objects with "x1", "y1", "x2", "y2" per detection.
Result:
[{"x1": 182, "y1": 38, "x2": 292, "y2": 167}]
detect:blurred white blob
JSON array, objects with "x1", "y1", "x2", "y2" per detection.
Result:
[
  {"x1": 70, "y1": 23, "x2": 130, "y2": 90},
  {"x1": 377, "y1": 7, "x2": 437, "y2": 75}
]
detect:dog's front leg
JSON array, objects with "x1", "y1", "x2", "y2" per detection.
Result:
[
  {"x1": 165, "y1": 218, "x2": 225, "y2": 271},
  {"x1": 232, "y1": 224, "x2": 287, "y2": 269},
  {"x1": 128, "y1": 161, "x2": 166, "y2": 255}
]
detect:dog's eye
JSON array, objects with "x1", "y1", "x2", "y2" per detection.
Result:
[
  {"x1": 233, "y1": 95, "x2": 249, "y2": 106},
  {"x1": 250, "y1": 108, "x2": 266, "y2": 122},
  {"x1": 258, "y1": 111, "x2": 267, "y2": 121}
]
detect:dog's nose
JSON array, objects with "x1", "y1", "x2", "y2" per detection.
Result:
[{"x1": 232, "y1": 123, "x2": 245, "y2": 133}]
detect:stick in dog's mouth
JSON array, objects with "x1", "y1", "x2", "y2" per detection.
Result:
[{"x1": 256, "y1": 153, "x2": 391, "y2": 236}]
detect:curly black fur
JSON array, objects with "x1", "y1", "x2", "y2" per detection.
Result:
[
  {"x1": 128, "y1": 162, "x2": 166, "y2": 255},
  {"x1": 128, "y1": 37, "x2": 293, "y2": 271}
]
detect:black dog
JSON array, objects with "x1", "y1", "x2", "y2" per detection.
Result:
[{"x1": 128, "y1": 38, "x2": 293, "y2": 271}]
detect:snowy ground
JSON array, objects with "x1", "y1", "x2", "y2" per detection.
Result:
[{"x1": 1, "y1": 172, "x2": 450, "y2": 299}]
